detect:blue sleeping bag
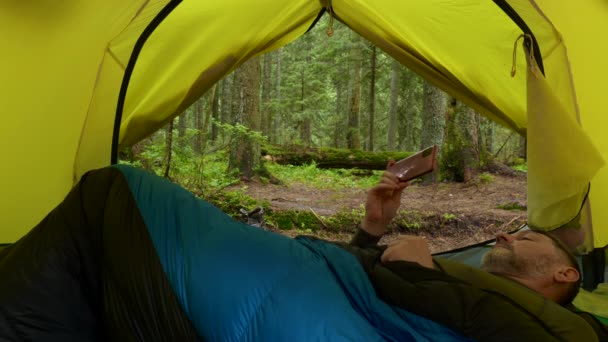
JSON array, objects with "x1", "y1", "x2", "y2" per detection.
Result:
[{"x1": 116, "y1": 165, "x2": 472, "y2": 342}]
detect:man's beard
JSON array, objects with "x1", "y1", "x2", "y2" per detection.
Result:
[{"x1": 480, "y1": 246, "x2": 557, "y2": 279}]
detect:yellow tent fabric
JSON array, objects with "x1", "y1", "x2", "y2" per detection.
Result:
[
  {"x1": 1, "y1": 0, "x2": 606, "y2": 248},
  {"x1": 74, "y1": 0, "x2": 321, "y2": 180},
  {"x1": 574, "y1": 283, "x2": 608, "y2": 321},
  {"x1": 0, "y1": 1, "x2": 150, "y2": 242},
  {"x1": 327, "y1": 0, "x2": 605, "y2": 249},
  {"x1": 534, "y1": 0, "x2": 608, "y2": 247}
]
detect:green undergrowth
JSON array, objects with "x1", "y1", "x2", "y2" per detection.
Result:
[
  {"x1": 121, "y1": 150, "x2": 523, "y2": 234},
  {"x1": 253, "y1": 207, "x2": 366, "y2": 233},
  {"x1": 496, "y1": 201, "x2": 527, "y2": 211},
  {"x1": 122, "y1": 149, "x2": 383, "y2": 229},
  {"x1": 265, "y1": 162, "x2": 382, "y2": 190}
]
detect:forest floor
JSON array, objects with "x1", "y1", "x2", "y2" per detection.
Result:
[{"x1": 228, "y1": 171, "x2": 528, "y2": 253}]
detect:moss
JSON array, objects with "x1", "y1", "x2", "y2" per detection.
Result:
[
  {"x1": 268, "y1": 210, "x2": 324, "y2": 231},
  {"x1": 272, "y1": 211, "x2": 296, "y2": 230},
  {"x1": 262, "y1": 144, "x2": 413, "y2": 169},
  {"x1": 324, "y1": 209, "x2": 364, "y2": 232},
  {"x1": 496, "y1": 202, "x2": 526, "y2": 211},
  {"x1": 477, "y1": 172, "x2": 494, "y2": 184}
]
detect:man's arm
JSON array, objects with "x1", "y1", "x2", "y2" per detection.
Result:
[
  {"x1": 350, "y1": 167, "x2": 408, "y2": 247},
  {"x1": 350, "y1": 225, "x2": 383, "y2": 247},
  {"x1": 381, "y1": 236, "x2": 434, "y2": 269}
]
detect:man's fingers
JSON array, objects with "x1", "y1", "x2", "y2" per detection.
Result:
[
  {"x1": 380, "y1": 246, "x2": 394, "y2": 263},
  {"x1": 373, "y1": 174, "x2": 402, "y2": 195},
  {"x1": 387, "y1": 240, "x2": 401, "y2": 247},
  {"x1": 380, "y1": 171, "x2": 400, "y2": 185},
  {"x1": 371, "y1": 183, "x2": 398, "y2": 194}
]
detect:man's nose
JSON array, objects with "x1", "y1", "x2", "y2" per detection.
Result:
[{"x1": 495, "y1": 233, "x2": 514, "y2": 243}]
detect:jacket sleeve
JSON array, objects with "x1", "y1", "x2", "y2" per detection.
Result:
[
  {"x1": 349, "y1": 224, "x2": 382, "y2": 247},
  {"x1": 364, "y1": 260, "x2": 568, "y2": 342}
]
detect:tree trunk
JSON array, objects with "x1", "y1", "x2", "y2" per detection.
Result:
[
  {"x1": 334, "y1": 80, "x2": 343, "y2": 148},
  {"x1": 201, "y1": 84, "x2": 217, "y2": 152},
  {"x1": 420, "y1": 81, "x2": 447, "y2": 183},
  {"x1": 261, "y1": 53, "x2": 273, "y2": 138},
  {"x1": 262, "y1": 145, "x2": 413, "y2": 170},
  {"x1": 177, "y1": 111, "x2": 187, "y2": 148},
  {"x1": 440, "y1": 100, "x2": 477, "y2": 182},
  {"x1": 459, "y1": 106, "x2": 478, "y2": 182},
  {"x1": 228, "y1": 56, "x2": 262, "y2": 179},
  {"x1": 130, "y1": 137, "x2": 152, "y2": 170},
  {"x1": 210, "y1": 82, "x2": 220, "y2": 142},
  {"x1": 485, "y1": 118, "x2": 495, "y2": 155},
  {"x1": 399, "y1": 68, "x2": 424, "y2": 151},
  {"x1": 230, "y1": 70, "x2": 241, "y2": 125},
  {"x1": 347, "y1": 34, "x2": 362, "y2": 149},
  {"x1": 193, "y1": 97, "x2": 204, "y2": 154},
  {"x1": 299, "y1": 70, "x2": 311, "y2": 145},
  {"x1": 519, "y1": 135, "x2": 527, "y2": 161},
  {"x1": 164, "y1": 119, "x2": 174, "y2": 179},
  {"x1": 387, "y1": 59, "x2": 400, "y2": 150},
  {"x1": 218, "y1": 76, "x2": 231, "y2": 142},
  {"x1": 368, "y1": 45, "x2": 377, "y2": 152},
  {"x1": 272, "y1": 48, "x2": 282, "y2": 144}
]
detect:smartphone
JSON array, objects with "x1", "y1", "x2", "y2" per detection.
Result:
[{"x1": 388, "y1": 145, "x2": 438, "y2": 182}]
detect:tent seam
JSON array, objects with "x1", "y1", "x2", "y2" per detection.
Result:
[
  {"x1": 71, "y1": 0, "x2": 152, "y2": 184},
  {"x1": 71, "y1": 51, "x2": 109, "y2": 184}
]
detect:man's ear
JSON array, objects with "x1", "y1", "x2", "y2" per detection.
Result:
[{"x1": 554, "y1": 266, "x2": 580, "y2": 284}]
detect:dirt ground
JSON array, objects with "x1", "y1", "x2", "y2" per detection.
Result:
[{"x1": 230, "y1": 171, "x2": 527, "y2": 253}]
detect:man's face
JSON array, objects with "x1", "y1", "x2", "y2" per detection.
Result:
[{"x1": 480, "y1": 231, "x2": 562, "y2": 279}]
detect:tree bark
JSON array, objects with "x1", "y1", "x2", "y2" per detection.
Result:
[
  {"x1": 261, "y1": 53, "x2": 273, "y2": 138},
  {"x1": 519, "y1": 135, "x2": 527, "y2": 161},
  {"x1": 485, "y1": 117, "x2": 495, "y2": 155},
  {"x1": 130, "y1": 137, "x2": 153, "y2": 170},
  {"x1": 228, "y1": 56, "x2": 262, "y2": 179},
  {"x1": 459, "y1": 105, "x2": 478, "y2": 182},
  {"x1": 347, "y1": 34, "x2": 362, "y2": 149},
  {"x1": 164, "y1": 119, "x2": 174, "y2": 179},
  {"x1": 387, "y1": 59, "x2": 400, "y2": 150},
  {"x1": 193, "y1": 97, "x2": 204, "y2": 154},
  {"x1": 262, "y1": 145, "x2": 412, "y2": 170},
  {"x1": 177, "y1": 111, "x2": 187, "y2": 148},
  {"x1": 210, "y1": 82, "x2": 220, "y2": 142},
  {"x1": 420, "y1": 81, "x2": 447, "y2": 183},
  {"x1": 272, "y1": 48, "x2": 282, "y2": 144},
  {"x1": 230, "y1": 70, "x2": 241, "y2": 125},
  {"x1": 299, "y1": 70, "x2": 312, "y2": 145},
  {"x1": 201, "y1": 84, "x2": 217, "y2": 153},
  {"x1": 218, "y1": 76, "x2": 231, "y2": 142},
  {"x1": 398, "y1": 68, "x2": 424, "y2": 151},
  {"x1": 332, "y1": 79, "x2": 343, "y2": 148},
  {"x1": 368, "y1": 45, "x2": 377, "y2": 152}
]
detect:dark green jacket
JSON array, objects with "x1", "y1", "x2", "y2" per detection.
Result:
[{"x1": 332, "y1": 229, "x2": 599, "y2": 342}]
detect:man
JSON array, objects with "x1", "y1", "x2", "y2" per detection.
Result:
[
  {"x1": 354, "y1": 167, "x2": 582, "y2": 306},
  {"x1": 0, "y1": 164, "x2": 598, "y2": 342},
  {"x1": 329, "y1": 166, "x2": 606, "y2": 341}
]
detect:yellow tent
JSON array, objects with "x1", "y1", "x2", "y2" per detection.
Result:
[{"x1": 1, "y1": 0, "x2": 606, "y2": 254}]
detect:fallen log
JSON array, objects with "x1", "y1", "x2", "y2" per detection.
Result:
[{"x1": 261, "y1": 144, "x2": 414, "y2": 170}]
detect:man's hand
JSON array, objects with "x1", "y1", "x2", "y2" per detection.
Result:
[
  {"x1": 361, "y1": 162, "x2": 409, "y2": 237},
  {"x1": 381, "y1": 236, "x2": 434, "y2": 269}
]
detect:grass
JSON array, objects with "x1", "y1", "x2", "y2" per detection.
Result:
[
  {"x1": 122, "y1": 150, "x2": 522, "y2": 233},
  {"x1": 512, "y1": 164, "x2": 528, "y2": 172},
  {"x1": 265, "y1": 162, "x2": 382, "y2": 190},
  {"x1": 477, "y1": 172, "x2": 495, "y2": 184},
  {"x1": 147, "y1": 154, "x2": 382, "y2": 230},
  {"x1": 496, "y1": 202, "x2": 527, "y2": 211}
]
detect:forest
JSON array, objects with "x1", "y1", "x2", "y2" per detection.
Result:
[{"x1": 119, "y1": 18, "x2": 527, "y2": 252}]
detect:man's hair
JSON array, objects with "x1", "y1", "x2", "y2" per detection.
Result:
[{"x1": 532, "y1": 230, "x2": 582, "y2": 305}]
